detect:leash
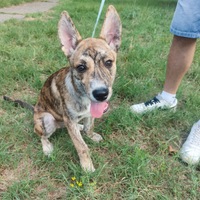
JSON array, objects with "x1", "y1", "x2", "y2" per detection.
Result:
[{"x1": 92, "y1": 0, "x2": 105, "y2": 38}]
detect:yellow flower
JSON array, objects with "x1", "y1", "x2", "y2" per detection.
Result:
[
  {"x1": 71, "y1": 177, "x2": 76, "y2": 181},
  {"x1": 78, "y1": 182, "x2": 82, "y2": 186},
  {"x1": 90, "y1": 183, "x2": 93, "y2": 186},
  {"x1": 94, "y1": 181, "x2": 96, "y2": 184},
  {"x1": 70, "y1": 183, "x2": 74, "y2": 187},
  {"x1": 76, "y1": 181, "x2": 79, "y2": 184},
  {"x1": 93, "y1": 186, "x2": 96, "y2": 189}
]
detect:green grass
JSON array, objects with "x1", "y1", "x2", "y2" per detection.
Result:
[
  {"x1": 1, "y1": 0, "x2": 200, "y2": 199},
  {"x1": 0, "y1": 0, "x2": 42, "y2": 8}
]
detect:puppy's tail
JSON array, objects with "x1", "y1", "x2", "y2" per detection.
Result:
[{"x1": 3, "y1": 96, "x2": 34, "y2": 114}]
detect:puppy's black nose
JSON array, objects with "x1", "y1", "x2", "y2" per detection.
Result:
[{"x1": 93, "y1": 88, "x2": 109, "y2": 101}]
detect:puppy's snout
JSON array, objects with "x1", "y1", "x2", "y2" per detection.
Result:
[{"x1": 93, "y1": 88, "x2": 109, "y2": 101}]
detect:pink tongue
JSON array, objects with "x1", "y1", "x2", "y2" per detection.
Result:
[{"x1": 90, "y1": 101, "x2": 107, "y2": 118}]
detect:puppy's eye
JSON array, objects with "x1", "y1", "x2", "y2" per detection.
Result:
[
  {"x1": 105, "y1": 60, "x2": 112, "y2": 68},
  {"x1": 77, "y1": 65, "x2": 87, "y2": 73}
]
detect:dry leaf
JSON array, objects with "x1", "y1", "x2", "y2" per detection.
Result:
[
  {"x1": 0, "y1": 187, "x2": 7, "y2": 191},
  {"x1": 168, "y1": 145, "x2": 178, "y2": 155},
  {"x1": 20, "y1": 113, "x2": 25, "y2": 118}
]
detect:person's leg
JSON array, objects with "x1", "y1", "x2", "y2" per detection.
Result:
[
  {"x1": 160, "y1": 35, "x2": 197, "y2": 104},
  {"x1": 130, "y1": 35, "x2": 196, "y2": 114},
  {"x1": 130, "y1": 0, "x2": 200, "y2": 114},
  {"x1": 163, "y1": 35, "x2": 197, "y2": 95}
]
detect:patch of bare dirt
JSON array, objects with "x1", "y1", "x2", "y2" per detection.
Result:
[
  {"x1": 25, "y1": 17, "x2": 36, "y2": 21},
  {"x1": 11, "y1": 87, "x2": 37, "y2": 100},
  {"x1": 0, "y1": 106, "x2": 7, "y2": 117},
  {"x1": 35, "y1": 182, "x2": 67, "y2": 199},
  {"x1": 0, "y1": 157, "x2": 38, "y2": 190},
  {"x1": 0, "y1": 156, "x2": 67, "y2": 198},
  {"x1": 46, "y1": 10, "x2": 55, "y2": 13}
]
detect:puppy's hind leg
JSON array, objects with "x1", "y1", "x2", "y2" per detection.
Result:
[{"x1": 34, "y1": 113, "x2": 57, "y2": 156}]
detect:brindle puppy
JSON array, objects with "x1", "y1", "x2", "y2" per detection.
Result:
[{"x1": 4, "y1": 5, "x2": 122, "y2": 172}]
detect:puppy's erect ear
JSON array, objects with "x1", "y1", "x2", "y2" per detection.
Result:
[
  {"x1": 58, "y1": 11, "x2": 82, "y2": 58},
  {"x1": 99, "y1": 5, "x2": 122, "y2": 52}
]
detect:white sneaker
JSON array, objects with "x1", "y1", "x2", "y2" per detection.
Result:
[
  {"x1": 180, "y1": 122, "x2": 200, "y2": 165},
  {"x1": 130, "y1": 94, "x2": 177, "y2": 114}
]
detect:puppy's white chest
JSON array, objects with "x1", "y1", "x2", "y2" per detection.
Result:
[
  {"x1": 78, "y1": 107, "x2": 91, "y2": 118},
  {"x1": 69, "y1": 98, "x2": 91, "y2": 120}
]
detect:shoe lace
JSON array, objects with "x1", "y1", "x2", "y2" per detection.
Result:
[{"x1": 144, "y1": 97, "x2": 160, "y2": 106}]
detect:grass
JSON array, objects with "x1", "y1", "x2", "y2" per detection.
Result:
[
  {"x1": 0, "y1": 0, "x2": 200, "y2": 199},
  {"x1": 0, "y1": 0, "x2": 42, "y2": 8}
]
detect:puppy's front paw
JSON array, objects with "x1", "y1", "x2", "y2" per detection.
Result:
[
  {"x1": 41, "y1": 137, "x2": 54, "y2": 157},
  {"x1": 78, "y1": 124, "x2": 84, "y2": 131},
  {"x1": 43, "y1": 143, "x2": 53, "y2": 157},
  {"x1": 89, "y1": 133, "x2": 103, "y2": 143},
  {"x1": 80, "y1": 160, "x2": 95, "y2": 172}
]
